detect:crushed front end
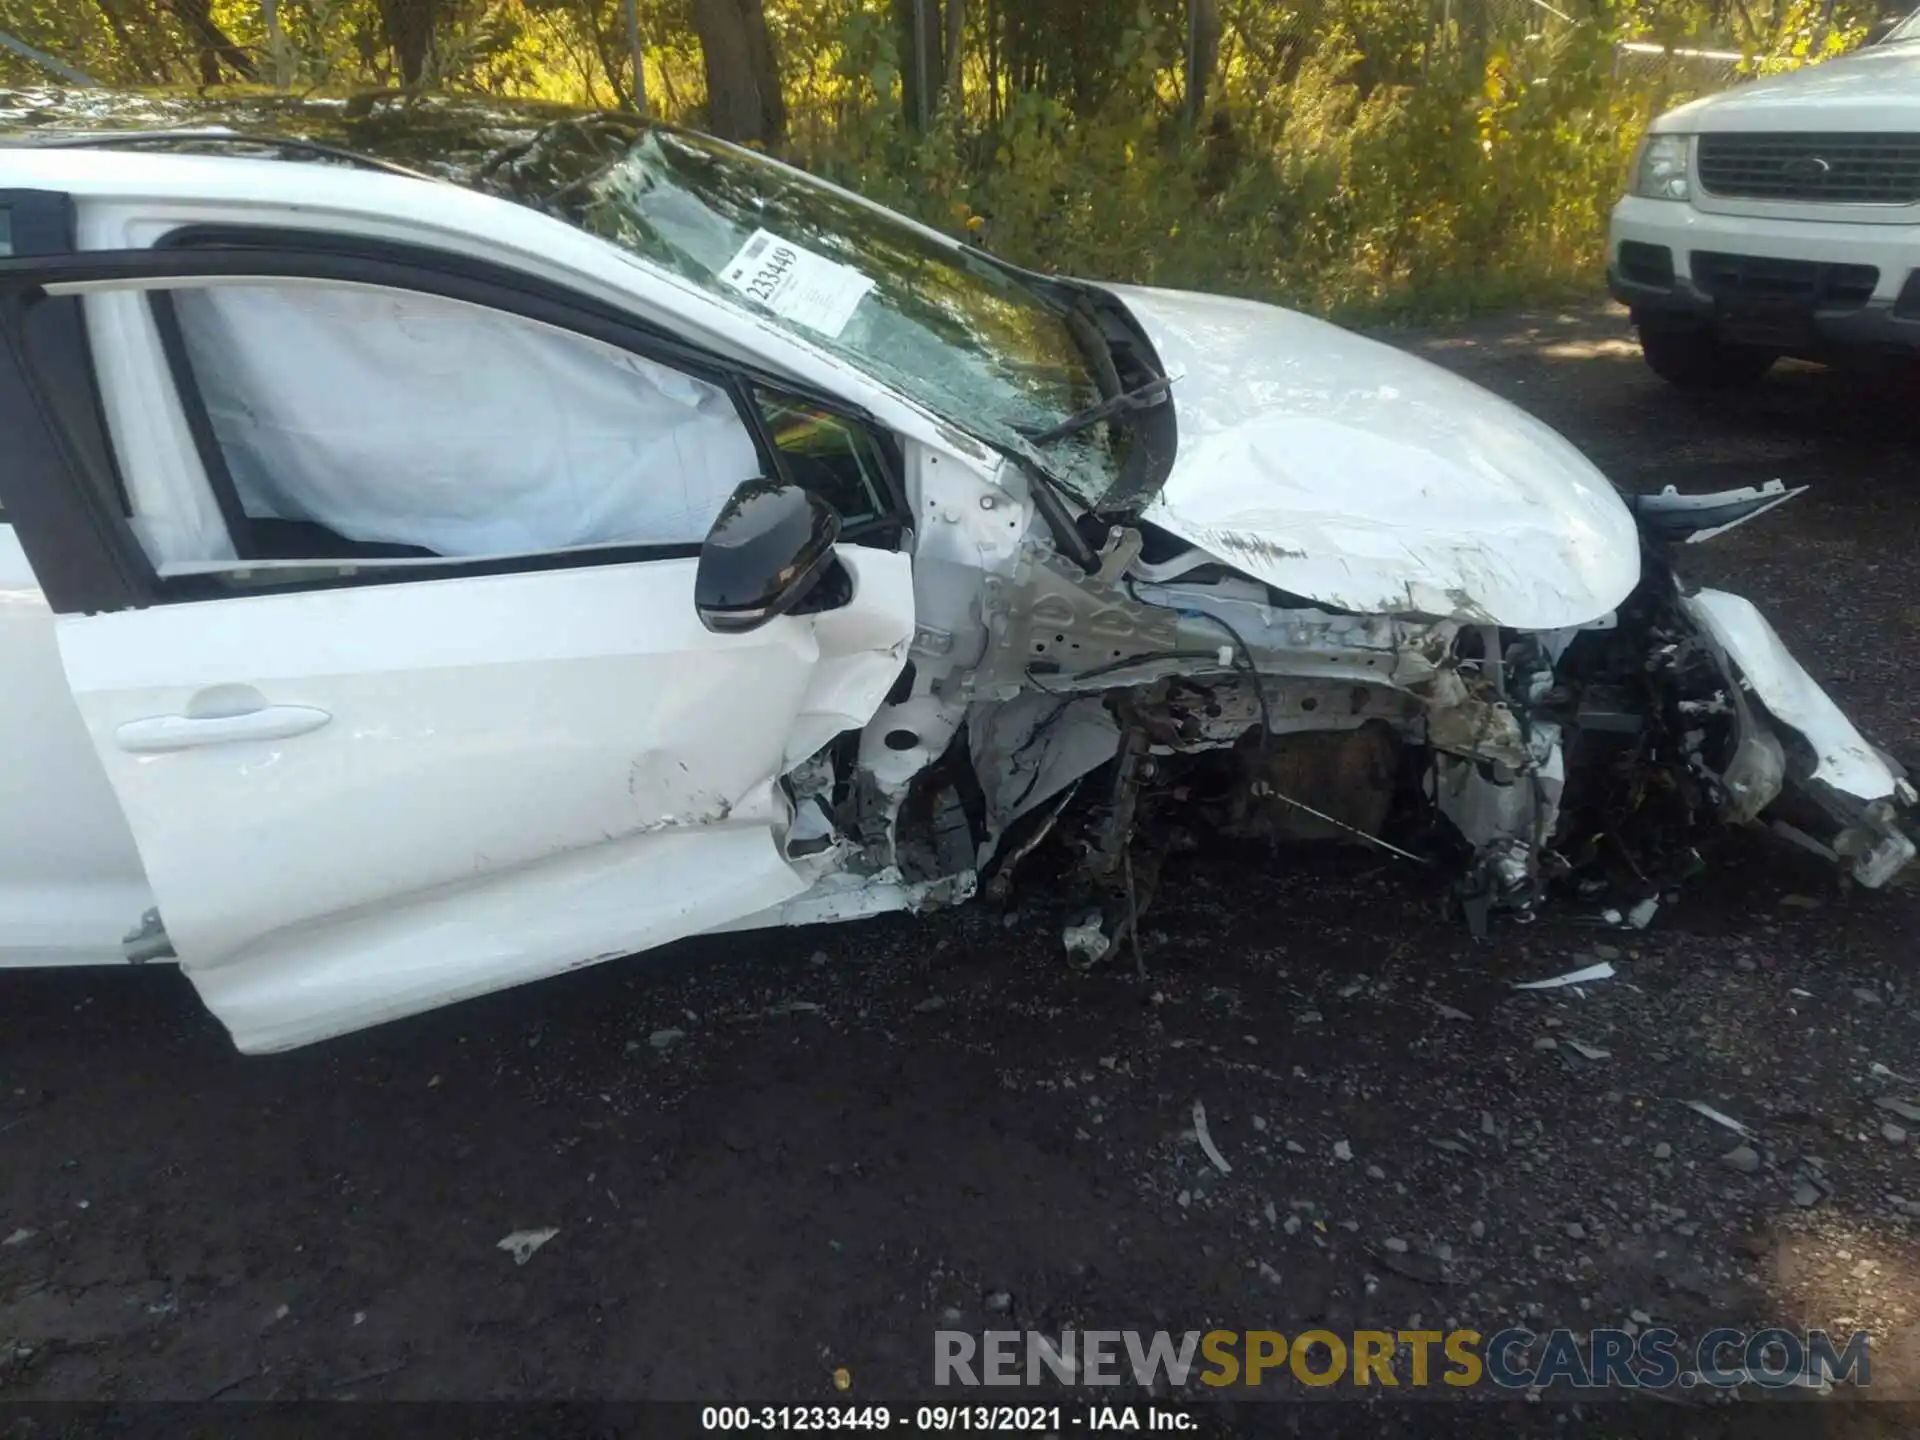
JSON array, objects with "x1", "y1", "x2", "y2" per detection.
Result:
[{"x1": 944, "y1": 489, "x2": 1915, "y2": 958}]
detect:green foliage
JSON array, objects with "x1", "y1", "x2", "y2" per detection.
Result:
[{"x1": 0, "y1": 0, "x2": 1880, "y2": 319}]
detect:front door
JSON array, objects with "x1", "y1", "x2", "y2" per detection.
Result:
[{"x1": 0, "y1": 221, "x2": 912, "y2": 1051}]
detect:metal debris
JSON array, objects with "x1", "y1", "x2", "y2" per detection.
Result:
[
  {"x1": 1431, "y1": 1001, "x2": 1472, "y2": 1021},
  {"x1": 1873, "y1": 1096, "x2": 1920, "y2": 1124},
  {"x1": 0, "y1": 1229, "x2": 33, "y2": 1248},
  {"x1": 1566, "y1": 1039, "x2": 1612, "y2": 1060},
  {"x1": 1870, "y1": 1062, "x2": 1917, "y2": 1085},
  {"x1": 1192, "y1": 1100, "x2": 1233, "y2": 1176},
  {"x1": 496, "y1": 1228, "x2": 559, "y2": 1265},
  {"x1": 1514, "y1": 961, "x2": 1616, "y2": 991},
  {"x1": 1683, "y1": 1100, "x2": 1755, "y2": 1138}
]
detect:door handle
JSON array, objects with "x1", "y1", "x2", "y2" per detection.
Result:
[{"x1": 114, "y1": 704, "x2": 333, "y2": 754}]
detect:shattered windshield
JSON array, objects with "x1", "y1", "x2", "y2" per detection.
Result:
[{"x1": 558, "y1": 129, "x2": 1120, "y2": 503}]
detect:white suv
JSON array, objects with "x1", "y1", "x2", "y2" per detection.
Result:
[{"x1": 1609, "y1": 11, "x2": 1920, "y2": 386}]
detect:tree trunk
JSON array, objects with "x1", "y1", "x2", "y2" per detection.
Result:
[
  {"x1": 944, "y1": 0, "x2": 964, "y2": 108},
  {"x1": 984, "y1": 0, "x2": 998, "y2": 124},
  {"x1": 892, "y1": 0, "x2": 942, "y2": 130},
  {"x1": 624, "y1": 0, "x2": 648, "y2": 116},
  {"x1": 170, "y1": 0, "x2": 259, "y2": 83},
  {"x1": 1183, "y1": 0, "x2": 1219, "y2": 126},
  {"x1": 689, "y1": 0, "x2": 785, "y2": 145},
  {"x1": 92, "y1": 0, "x2": 160, "y2": 83},
  {"x1": 374, "y1": 0, "x2": 437, "y2": 85}
]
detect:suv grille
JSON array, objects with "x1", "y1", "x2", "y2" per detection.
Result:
[
  {"x1": 1696, "y1": 133, "x2": 1920, "y2": 205},
  {"x1": 1690, "y1": 251, "x2": 1878, "y2": 310}
]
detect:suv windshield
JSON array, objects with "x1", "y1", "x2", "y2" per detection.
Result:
[
  {"x1": 559, "y1": 129, "x2": 1122, "y2": 503},
  {"x1": 1885, "y1": 5, "x2": 1920, "y2": 40}
]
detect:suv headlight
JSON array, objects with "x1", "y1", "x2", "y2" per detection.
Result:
[{"x1": 1631, "y1": 134, "x2": 1692, "y2": 201}]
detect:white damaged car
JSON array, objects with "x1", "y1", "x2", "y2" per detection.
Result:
[{"x1": 0, "y1": 113, "x2": 1911, "y2": 1052}]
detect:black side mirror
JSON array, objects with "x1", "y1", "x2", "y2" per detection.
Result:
[{"x1": 695, "y1": 479, "x2": 843, "y2": 634}]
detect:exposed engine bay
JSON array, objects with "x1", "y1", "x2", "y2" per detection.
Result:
[{"x1": 764, "y1": 489, "x2": 1916, "y2": 963}]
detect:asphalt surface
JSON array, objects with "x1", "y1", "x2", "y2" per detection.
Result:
[{"x1": 1, "y1": 302, "x2": 1916, "y2": 1425}]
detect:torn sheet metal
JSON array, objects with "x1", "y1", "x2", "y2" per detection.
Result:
[
  {"x1": 1631, "y1": 480, "x2": 1806, "y2": 545},
  {"x1": 1683, "y1": 589, "x2": 1902, "y2": 804},
  {"x1": 970, "y1": 692, "x2": 1120, "y2": 835}
]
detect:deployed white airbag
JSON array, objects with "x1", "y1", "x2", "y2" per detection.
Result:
[{"x1": 172, "y1": 284, "x2": 760, "y2": 557}]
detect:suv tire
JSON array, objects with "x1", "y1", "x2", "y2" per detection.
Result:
[{"x1": 1636, "y1": 323, "x2": 1778, "y2": 389}]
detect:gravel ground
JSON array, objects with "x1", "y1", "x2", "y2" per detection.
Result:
[{"x1": 1, "y1": 301, "x2": 1915, "y2": 1423}]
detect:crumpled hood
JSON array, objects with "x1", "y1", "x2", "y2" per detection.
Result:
[
  {"x1": 1111, "y1": 284, "x2": 1641, "y2": 629},
  {"x1": 1652, "y1": 44, "x2": 1920, "y2": 132}
]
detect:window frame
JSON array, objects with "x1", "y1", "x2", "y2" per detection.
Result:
[
  {"x1": 0, "y1": 190, "x2": 132, "y2": 552},
  {"x1": 0, "y1": 221, "x2": 911, "y2": 613}
]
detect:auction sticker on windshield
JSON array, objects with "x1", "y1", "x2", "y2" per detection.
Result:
[{"x1": 720, "y1": 229, "x2": 875, "y2": 338}]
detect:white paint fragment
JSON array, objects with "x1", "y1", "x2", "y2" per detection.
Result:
[
  {"x1": 1192, "y1": 1100, "x2": 1232, "y2": 1176},
  {"x1": 1684, "y1": 1100, "x2": 1755, "y2": 1138},
  {"x1": 1514, "y1": 961, "x2": 1616, "y2": 991},
  {"x1": 497, "y1": 1228, "x2": 560, "y2": 1265}
]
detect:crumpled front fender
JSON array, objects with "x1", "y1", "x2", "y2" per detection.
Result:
[{"x1": 1682, "y1": 587, "x2": 1917, "y2": 888}]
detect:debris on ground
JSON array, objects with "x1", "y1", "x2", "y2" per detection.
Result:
[
  {"x1": 1599, "y1": 898, "x2": 1660, "y2": 930},
  {"x1": 1191, "y1": 1100, "x2": 1232, "y2": 1176},
  {"x1": 496, "y1": 1228, "x2": 560, "y2": 1265},
  {"x1": 1684, "y1": 1100, "x2": 1755, "y2": 1138},
  {"x1": 1514, "y1": 961, "x2": 1616, "y2": 991},
  {"x1": 1062, "y1": 915, "x2": 1109, "y2": 966}
]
